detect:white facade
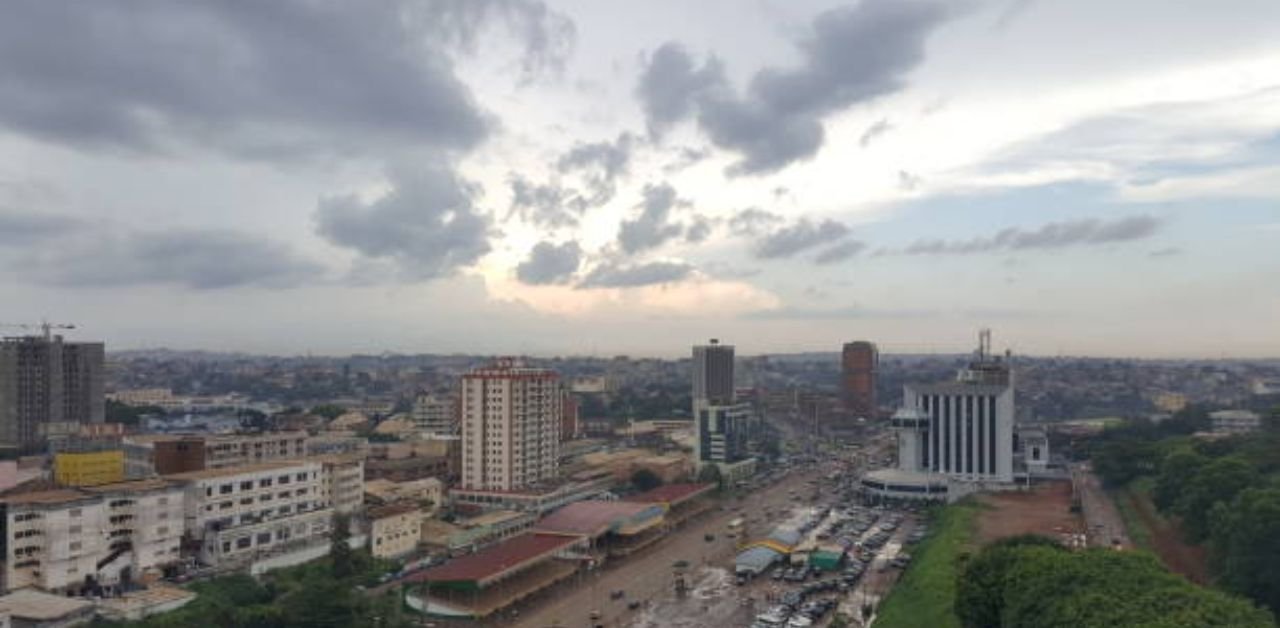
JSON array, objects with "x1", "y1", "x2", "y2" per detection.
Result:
[
  {"x1": 369, "y1": 505, "x2": 421, "y2": 559},
  {"x1": 460, "y1": 360, "x2": 562, "y2": 492},
  {"x1": 84, "y1": 480, "x2": 185, "y2": 586},
  {"x1": 166, "y1": 461, "x2": 331, "y2": 568},
  {"x1": 203, "y1": 431, "x2": 309, "y2": 469},
  {"x1": 314, "y1": 455, "x2": 365, "y2": 516},
  {"x1": 0, "y1": 491, "x2": 106, "y2": 595}
]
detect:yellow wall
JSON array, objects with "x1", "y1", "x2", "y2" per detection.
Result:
[{"x1": 55, "y1": 450, "x2": 125, "y2": 487}]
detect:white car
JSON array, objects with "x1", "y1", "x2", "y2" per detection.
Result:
[{"x1": 787, "y1": 616, "x2": 814, "y2": 628}]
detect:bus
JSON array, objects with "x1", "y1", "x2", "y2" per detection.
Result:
[{"x1": 727, "y1": 517, "x2": 745, "y2": 539}]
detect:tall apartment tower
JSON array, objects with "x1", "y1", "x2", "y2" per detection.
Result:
[
  {"x1": 460, "y1": 359, "x2": 562, "y2": 492},
  {"x1": 0, "y1": 334, "x2": 105, "y2": 452},
  {"x1": 692, "y1": 339, "x2": 735, "y2": 406},
  {"x1": 841, "y1": 341, "x2": 878, "y2": 420}
]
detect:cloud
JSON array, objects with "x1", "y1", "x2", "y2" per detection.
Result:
[
  {"x1": 728, "y1": 207, "x2": 784, "y2": 237},
  {"x1": 814, "y1": 240, "x2": 867, "y2": 264},
  {"x1": 617, "y1": 182, "x2": 686, "y2": 254},
  {"x1": 0, "y1": 208, "x2": 82, "y2": 245},
  {"x1": 516, "y1": 241, "x2": 582, "y2": 285},
  {"x1": 859, "y1": 118, "x2": 893, "y2": 147},
  {"x1": 636, "y1": 43, "x2": 727, "y2": 139},
  {"x1": 685, "y1": 216, "x2": 714, "y2": 243},
  {"x1": 506, "y1": 174, "x2": 585, "y2": 228},
  {"x1": 315, "y1": 165, "x2": 492, "y2": 280},
  {"x1": 0, "y1": 1, "x2": 571, "y2": 157},
  {"x1": 753, "y1": 218, "x2": 851, "y2": 259},
  {"x1": 415, "y1": 0, "x2": 576, "y2": 78},
  {"x1": 556, "y1": 132, "x2": 635, "y2": 207},
  {"x1": 636, "y1": 0, "x2": 951, "y2": 174},
  {"x1": 22, "y1": 229, "x2": 321, "y2": 290},
  {"x1": 578, "y1": 260, "x2": 694, "y2": 288},
  {"x1": 662, "y1": 146, "x2": 712, "y2": 174},
  {"x1": 898, "y1": 170, "x2": 924, "y2": 191},
  {"x1": 899, "y1": 215, "x2": 1162, "y2": 255}
]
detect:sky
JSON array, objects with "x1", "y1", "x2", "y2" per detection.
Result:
[{"x1": 1, "y1": 0, "x2": 1278, "y2": 359}]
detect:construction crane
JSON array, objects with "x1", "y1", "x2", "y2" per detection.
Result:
[{"x1": 0, "y1": 321, "x2": 76, "y2": 341}]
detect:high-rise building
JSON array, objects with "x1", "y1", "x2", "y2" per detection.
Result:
[
  {"x1": 841, "y1": 341, "x2": 878, "y2": 420},
  {"x1": 692, "y1": 339, "x2": 734, "y2": 405},
  {"x1": 0, "y1": 334, "x2": 104, "y2": 452},
  {"x1": 460, "y1": 359, "x2": 562, "y2": 492},
  {"x1": 694, "y1": 403, "x2": 752, "y2": 466}
]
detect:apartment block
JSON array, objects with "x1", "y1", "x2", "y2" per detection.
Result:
[
  {"x1": 0, "y1": 489, "x2": 106, "y2": 595},
  {"x1": 0, "y1": 334, "x2": 104, "y2": 452},
  {"x1": 165, "y1": 461, "x2": 331, "y2": 568},
  {"x1": 82, "y1": 479, "x2": 185, "y2": 585},
  {"x1": 460, "y1": 359, "x2": 562, "y2": 492},
  {"x1": 312, "y1": 454, "x2": 365, "y2": 516}
]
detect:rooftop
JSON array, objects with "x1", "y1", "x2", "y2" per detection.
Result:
[
  {"x1": 406, "y1": 532, "x2": 581, "y2": 587},
  {"x1": 164, "y1": 460, "x2": 313, "y2": 482},
  {"x1": 535, "y1": 500, "x2": 663, "y2": 538},
  {"x1": 369, "y1": 502, "x2": 421, "y2": 520},
  {"x1": 0, "y1": 488, "x2": 94, "y2": 506},
  {"x1": 0, "y1": 588, "x2": 95, "y2": 620},
  {"x1": 82, "y1": 478, "x2": 176, "y2": 494},
  {"x1": 624, "y1": 483, "x2": 714, "y2": 506}
]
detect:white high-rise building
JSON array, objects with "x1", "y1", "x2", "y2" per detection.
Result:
[{"x1": 460, "y1": 359, "x2": 562, "y2": 492}]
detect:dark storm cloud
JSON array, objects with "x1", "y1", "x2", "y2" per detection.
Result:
[
  {"x1": 814, "y1": 240, "x2": 867, "y2": 264},
  {"x1": 753, "y1": 218, "x2": 851, "y2": 259},
  {"x1": 899, "y1": 215, "x2": 1163, "y2": 255},
  {"x1": 516, "y1": 241, "x2": 582, "y2": 285},
  {"x1": 0, "y1": 0, "x2": 571, "y2": 156},
  {"x1": 859, "y1": 119, "x2": 893, "y2": 147},
  {"x1": 636, "y1": 0, "x2": 951, "y2": 174},
  {"x1": 507, "y1": 175, "x2": 586, "y2": 228},
  {"x1": 578, "y1": 260, "x2": 694, "y2": 288},
  {"x1": 25, "y1": 229, "x2": 321, "y2": 289},
  {"x1": 556, "y1": 133, "x2": 635, "y2": 207},
  {"x1": 315, "y1": 166, "x2": 492, "y2": 280},
  {"x1": 0, "y1": 209, "x2": 82, "y2": 244},
  {"x1": 617, "y1": 183, "x2": 686, "y2": 254},
  {"x1": 727, "y1": 208, "x2": 784, "y2": 237}
]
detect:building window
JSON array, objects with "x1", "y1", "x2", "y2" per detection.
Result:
[
  {"x1": 260, "y1": 478, "x2": 273, "y2": 488},
  {"x1": 69, "y1": 508, "x2": 82, "y2": 517},
  {"x1": 69, "y1": 525, "x2": 81, "y2": 534},
  {"x1": 70, "y1": 541, "x2": 82, "y2": 551},
  {"x1": 236, "y1": 537, "x2": 251, "y2": 549}
]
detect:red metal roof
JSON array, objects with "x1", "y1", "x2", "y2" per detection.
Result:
[
  {"x1": 406, "y1": 533, "x2": 580, "y2": 586},
  {"x1": 534, "y1": 500, "x2": 662, "y2": 537},
  {"x1": 623, "y1": 483, "x2": 714, "y2": 506}
]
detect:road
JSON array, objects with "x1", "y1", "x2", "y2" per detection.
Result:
[
  {"x1": 500, "y1": 467, "x2": 822, "y2": 628},
  {"x1": 1072, "y1": 462, "x2": 1130, "y2": 549}
]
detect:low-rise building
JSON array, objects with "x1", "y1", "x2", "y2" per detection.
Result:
[
  {"x1": 364, "y1": 478, "x2": 444, "y2": 513},
  {"x1": 165, "y1": 461, "x2": 331, "y2": 568},
  {"x1": 369, "y1": 503, "x2": 421, "y2": 560},
  {"x1": 1210, "y1": 409, "x2": 1262, "y2": 435}
]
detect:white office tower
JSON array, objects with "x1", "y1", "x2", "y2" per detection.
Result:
[
  {"x1": 460, "y1": 359, "x2": 562, "y2": 492},
  {"x1": 898, "y1": 330, "x2": 1014, "y2": 482}
]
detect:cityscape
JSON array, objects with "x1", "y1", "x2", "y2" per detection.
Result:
[{"x1": 1, "y1": 2, "x2": 1279, "y2": 628}]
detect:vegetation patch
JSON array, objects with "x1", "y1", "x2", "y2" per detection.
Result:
[{"x1": 873, "y1": 500, "x2": 980, "y2": 628}]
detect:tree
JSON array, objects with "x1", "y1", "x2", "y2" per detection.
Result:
[
  {"x1": 330, "y1": 514, "x2": 355, "y2": 580},
  {"x1": 1175, "y1": 456, "x2": 1258, "y2": 542},
  {"x1": 631, "y1": 468, "x2": 663, "y2": 492},
  {"x1": 105, "y1": 400, "x2": 166, "y2": 425},
  {"x1": 1210, "y1": 486, "x2": 1280, "y2": 613},
  {"x1": 1091, "y1": 437, "x2": 1156, "y2": 487},
  {"x1": 309, "y1": 404, "x2": 346, "y2": 420},
  {"x1": 955, "y1": 535, "x2": 1064, "y2": 628},
  {"x1": 1153, "y1": 447, "x2": 1207, "y2": 512},
  {"x1": 696, "y1": 463, "x2": 723, "y2": 488}
]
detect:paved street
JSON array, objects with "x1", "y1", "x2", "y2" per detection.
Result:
[
  {"x1": 503, "y1": 467, "x2": 822, "y2": 628},
  {"x1": 1072, "y1": 461, "x2": 1130, "y2": 549}
]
